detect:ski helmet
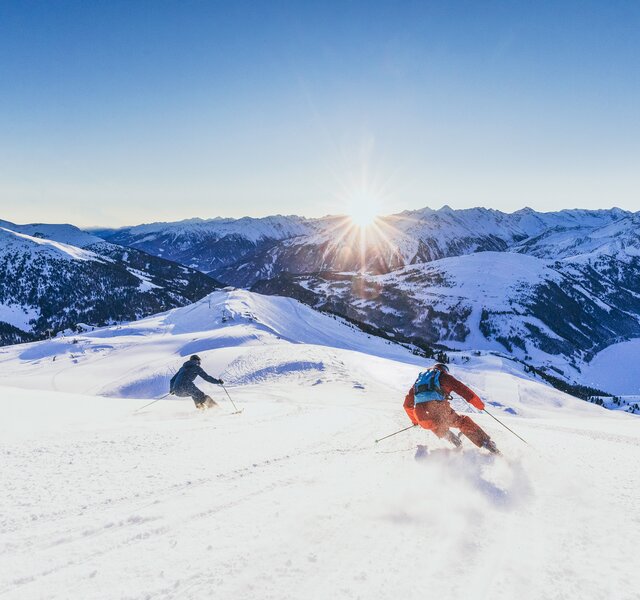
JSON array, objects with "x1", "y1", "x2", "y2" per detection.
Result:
[
  {"x1": 190, "y1": 354, "x2": 202, "y2": 363},
  {"x1": 432, "y1": 363, "x2": 449, "y2": 372}
]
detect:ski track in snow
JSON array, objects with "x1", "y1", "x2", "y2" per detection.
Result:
[
  {"x1": 2, "y1": 398, "x2": 637, "y2": 600},
  {"x1": 0, "y1": 290, "x2": 638, "y2": 600}
]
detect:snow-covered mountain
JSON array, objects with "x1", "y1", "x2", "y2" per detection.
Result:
[
  {"x1": 12, "y1": 207, "x2": 639, "y2": 393},
  {"x1": 90, "y1": 206, "x2": 640, "y2": 398},
  {"x1": 228, "y1": 206, "x2": 635, "y2": 286},
  {"x1": 0, "y1": 220, "x2": 222, "y2": 345},
  {"x1": 1, "y1": 289, "x2": 638, "y2": 599},
  {"x1": 96, "y1": 208, "x2": 633, "y2": 286},
  {"x1": 513, "y1": 211, "x2": 640, "y2": 261},
  {"x1": 252, "y1": 250, "x2": 640, "y2": 399},
  {"x1": 97, "y1": 215, "x2": 317, "y2": 274}
]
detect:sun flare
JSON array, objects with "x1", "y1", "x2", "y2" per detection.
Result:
[{"x1": 347, "y1": 194, "x2": 381, "y2": 228}]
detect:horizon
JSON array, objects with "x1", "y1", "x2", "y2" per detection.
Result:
[{"x1": 1, "y1": 202, "x2": 636, "y2": 231}]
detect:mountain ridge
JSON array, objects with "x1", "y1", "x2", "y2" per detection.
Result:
[{"x1": 93, "y1": 206, "x2": 635, "y2": 285}]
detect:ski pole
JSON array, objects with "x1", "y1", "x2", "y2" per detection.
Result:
[
  {"x1": 221, "y1": 384, "x2": 242, "y2": 414},
  {"x1": 134, "y1": 393, "x2": 170, "y2": 414},
  {"x1": 375, "y1": 423, "x2": 418, "y2": 444},
  {"x1": 483, "y1": 408, "x2": 529, "y2": 446}
]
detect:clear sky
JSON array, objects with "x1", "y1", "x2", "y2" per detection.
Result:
[{"x1": 0, "y1": 0, "x2": 638, "y2": 227}]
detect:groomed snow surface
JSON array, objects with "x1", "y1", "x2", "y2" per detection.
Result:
[{"x1": 1, "y1": 291, "x2": 638, "y2": 600}]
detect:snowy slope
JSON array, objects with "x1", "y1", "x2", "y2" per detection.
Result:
[
  {"x1": 0, "y1": 290, "x2": 414, "y2": 398},
  {"x1": 256, "y1": 251, "x2": 640, "y2": 391},
  {"x1": 0, "y1": 289, "x2": 638, "y2": 600},
  {"x1": 580, "y1": 339, "x2": 640, "y2": 396},
  {"x1": 0, "y1": 226, "x2": 99, "y2": 261}
]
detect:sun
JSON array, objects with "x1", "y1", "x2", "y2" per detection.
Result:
[{"x1": 347, "y1": 193, "x2": 381, "y2": 228}]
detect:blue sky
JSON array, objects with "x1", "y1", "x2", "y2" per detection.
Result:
[{"x1": 0, "y1": 0, "x2": 638, "y2": 226}]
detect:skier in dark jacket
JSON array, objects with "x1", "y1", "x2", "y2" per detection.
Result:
[{"x1": 170, "y1": 355, "x2": 223, "y2": 409}]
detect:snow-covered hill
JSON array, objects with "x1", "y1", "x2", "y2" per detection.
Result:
[
  {"x1": 0, "y1": 289, "x2": 638, "y2": 599},
  {"x1": 252, "y1": 251, "x2": 640, "y2": 400},
  {"x1": 89, "y1": 207, "x2": 640, "y2": 402},
  {"x1": 0, "y1": 290, "x2": 416, "y2": 398},
  {"x1": 0, "y1": 220, "x2": 221, "y2": 345}
]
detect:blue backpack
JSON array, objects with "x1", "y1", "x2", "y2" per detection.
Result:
[{"x1": 414, "y1": 369, "x2": 446, "y2": 404}]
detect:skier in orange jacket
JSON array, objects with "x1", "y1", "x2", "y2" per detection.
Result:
[{"x1": 404, "y1": 363, "x2": 499, "y2": 454}]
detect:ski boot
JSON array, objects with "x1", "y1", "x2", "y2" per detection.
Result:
[
  {"x1": 195, "y1": 396, "x2": 217, "y2": 410},
  {"x1": 203, "y1": 396, "x2": 217, "y2": 408},
  {"x1": 482, "y1": 439, "x2": 501, "y2": 455}
]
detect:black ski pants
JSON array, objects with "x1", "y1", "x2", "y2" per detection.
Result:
[{"x1": 174, "y1": 382, "x2": 207, "y2": 405}]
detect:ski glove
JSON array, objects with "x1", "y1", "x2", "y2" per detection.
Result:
[
  {"x1": 216, "y1": 379, "x2": 224, "y2": 385},
  {"x1": 469, "y1": 395, "x2": 485, "y2": 411}
]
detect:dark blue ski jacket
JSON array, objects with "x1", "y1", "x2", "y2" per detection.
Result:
[{"x1": 170, "y1": 359, "x2": 221, "y2": 393}]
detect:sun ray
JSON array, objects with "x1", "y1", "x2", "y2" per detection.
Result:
[{"x1": 346, "y1": 192, "x2": 382, "y2": 229}]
